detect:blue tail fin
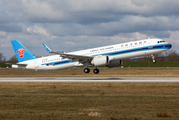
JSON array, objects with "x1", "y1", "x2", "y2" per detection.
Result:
[{"x1": 11, "y1": 40, "x2": 38, "y2": 62}]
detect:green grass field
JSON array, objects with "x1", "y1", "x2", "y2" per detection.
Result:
[
  {"x1": 0, "y1": 63, "x2": 10, "y2": 68},
  {"x1": 123, "y1": 62, "x2": 179, "y2": 67},
  {"x1": 0, "y1": 67, "x2": 179, "y2": 119},
  {"x1": 0, "y1": 83, "x2": 178, "y2": 120},
  {"x1": 1, "y1": 67, "x2": 179, "y2": 77}
]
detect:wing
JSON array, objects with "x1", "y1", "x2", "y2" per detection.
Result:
[{"x1": 42, "y1": 43, "x2": 93, "y2": 64}]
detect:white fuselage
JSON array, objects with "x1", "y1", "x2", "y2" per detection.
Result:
[{"x1": 12, "y1": 39, "x2": 172, "y2": 70}]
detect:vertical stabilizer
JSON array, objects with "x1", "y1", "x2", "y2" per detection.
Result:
[{"x1": 11, "y1": 40, "x2": 38, "y2": 62}]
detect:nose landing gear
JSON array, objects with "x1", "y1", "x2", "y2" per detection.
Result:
[{"x1": 151, "y1": 54, "x2": 156, "y2": 63}]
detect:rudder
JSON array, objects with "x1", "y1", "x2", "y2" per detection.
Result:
[{"x1": 11, "y1": 40, "x2": 38, "y2": 62}]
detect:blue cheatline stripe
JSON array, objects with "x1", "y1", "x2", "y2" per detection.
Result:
[
  {"x1": 101, "y1": 43, "x2": 171, "y2": 56},
  {"x1": 42, "y1": 43, "x2": 171, "y2": 66},
  {"x1": 41, "y1": 59, "x2": 76, "y2": 66},
  {"x1": 53, "y1": 61, "x2": 77, "y2": 66},
  {"x1": 42, "y1": 59, "x2": 78, "y2": 66}
]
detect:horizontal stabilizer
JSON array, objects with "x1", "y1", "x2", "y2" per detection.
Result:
[
  {"x1": 6, "y1": 63, "x2": 27, "y2": 66},
  {"x1": 12, "y1": 64, "x2": 27, "y2": 69}
]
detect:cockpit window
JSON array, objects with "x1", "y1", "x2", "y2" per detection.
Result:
[{"x1": 158, "y1": 41, "x2": 165, "y2": 43}]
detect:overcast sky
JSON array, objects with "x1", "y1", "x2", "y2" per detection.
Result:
[{"x1": 1, "y1": 0, "x2": 179, "y2": 59}]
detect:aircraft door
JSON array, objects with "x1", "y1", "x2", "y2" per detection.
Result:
[
  {"x1": 34, "y1": 59, "x2": 39, "y2": 69},
  {"x1": 148, "y1": 40, "x2": 151, "y2": 45}
]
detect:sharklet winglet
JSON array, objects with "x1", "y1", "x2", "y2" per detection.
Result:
[{"x1": 42, "y1": 43, "x2": 51, "y2": 52}]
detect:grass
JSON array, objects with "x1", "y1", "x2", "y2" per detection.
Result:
[
  {"x1": 0, "y1": 67, "x2": 179, "y2": 119},
  {"x1": 123, "y1": 62, "x2": 179, "y2": 67},
  {"x1": 1, "y1": 67, "x2": 179, "y2": 77},
  {"x1": 0, "y1": 83, "x2": 178, "y2": 120},
  {"x1": 0, "y1": 63, "x2": 10, "y2": 68}
]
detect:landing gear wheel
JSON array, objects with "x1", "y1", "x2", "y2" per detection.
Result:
[
  {"x1": 93, "y1": 69, "x2": 99, "y2": 74},
  {"x1": 84, "y1": 68, "x2": 90, "y2": 73}
]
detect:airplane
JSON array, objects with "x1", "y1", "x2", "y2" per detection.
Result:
[{"x1": 11, "y1": 38, "x2": 172, "y2": 74}]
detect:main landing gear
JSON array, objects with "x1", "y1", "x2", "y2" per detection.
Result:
[
  {"x1": 93, "y1": 68, "x2": 99, "y2": 74},
  {"x1": 84, "y1": 68, "x2": 90, "y2": 73},
  {"x1": 84, "y1": 67, "x2": 99, "y2": 74}
]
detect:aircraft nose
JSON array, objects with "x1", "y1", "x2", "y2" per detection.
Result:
[{"x1": 169, "y1": 43, "x2": 172, "y2": 49}]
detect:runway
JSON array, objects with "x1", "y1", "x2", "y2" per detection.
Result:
[{"x1": 0, "y1": 77, "x2": 179, "y2": 83}]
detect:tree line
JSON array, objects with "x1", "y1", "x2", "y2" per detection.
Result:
[
  {"x1": 0, "y1": 53, "x2": 18, "y2": 63},
  {"x1": 0, "y1": 49, "x2": 179, "y2": 63}
]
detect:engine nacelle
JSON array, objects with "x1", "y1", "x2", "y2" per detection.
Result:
[
  {"x1": 91, "y1": 56, "x2": 109, "y2": 67},
  {"x1": 108, "y1": 60, "x2": 122, "y2": 68}
]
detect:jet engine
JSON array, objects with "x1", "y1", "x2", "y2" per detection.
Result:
[
  {"x1": 91, "y1": 55, "x2": 109, "y2": 66},
  {"x1": 108, "y1": 60, "x2": 122, "y2": 68}
]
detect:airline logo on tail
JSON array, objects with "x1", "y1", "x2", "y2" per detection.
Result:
[{"x1": 16, "y1": 48, "x2": 26, "y2": 58}]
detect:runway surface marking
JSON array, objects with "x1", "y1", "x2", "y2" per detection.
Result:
[{"x1": 0, "y1": 77, "x2": 179, "y2": 83}]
